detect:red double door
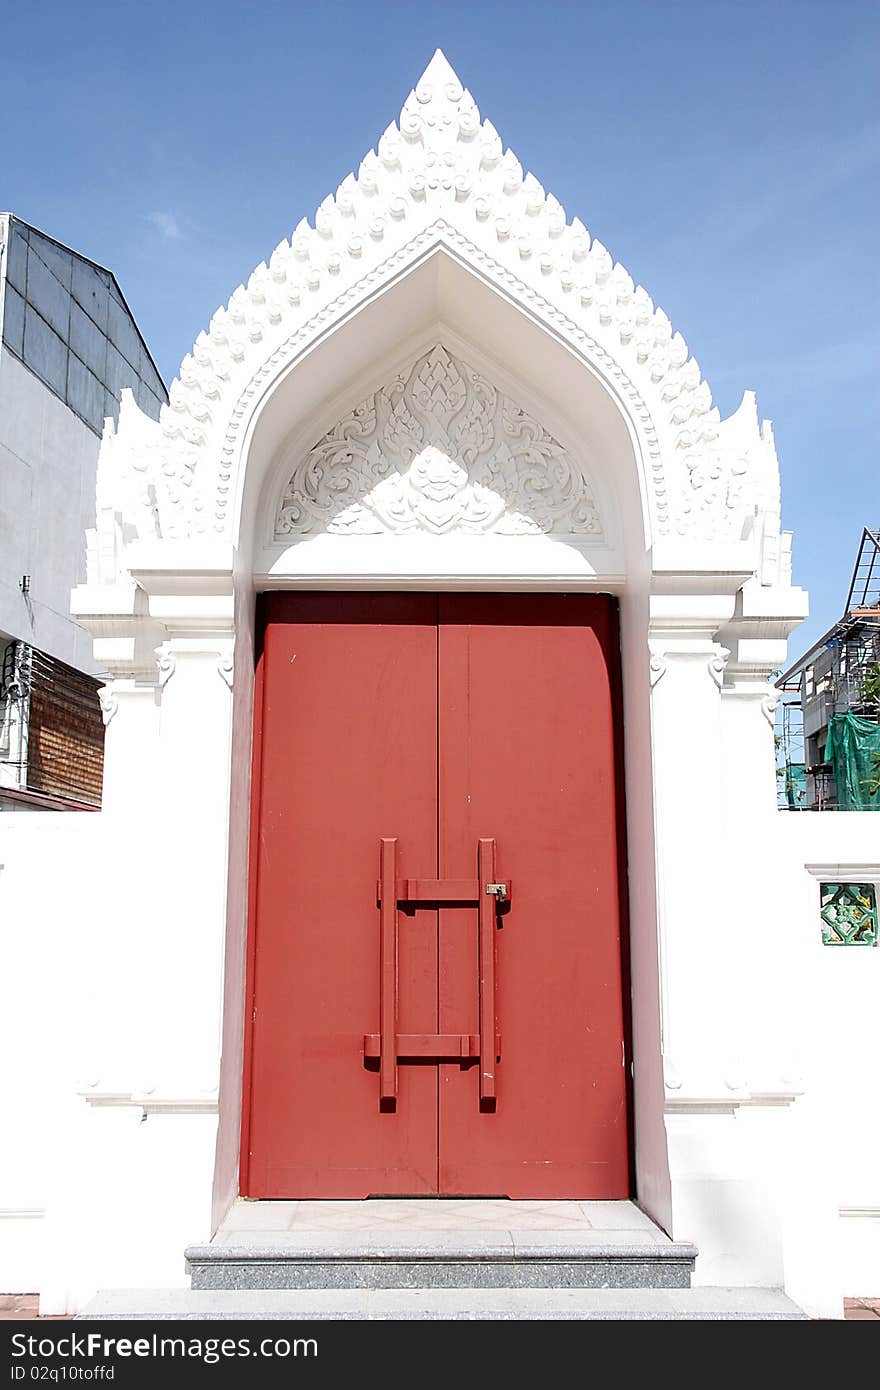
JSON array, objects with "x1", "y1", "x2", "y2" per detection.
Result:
[{"x1": 242, "y1": 593, "x2": 629, "y2": 1199}]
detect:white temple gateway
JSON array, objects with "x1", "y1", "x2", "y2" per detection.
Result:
[{"x1": 1, "y1": 52, "x2": 877, "y2": 1320}]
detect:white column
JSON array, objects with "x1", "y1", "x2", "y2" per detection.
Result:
[
  {"x1": 716, "y1": 592, "x2": 810, "y2": 1100},
  {"x1": 98, "y1": 679, "x2": 161, "y2": 815},
  {"x1": 86, "y1": 580, "x2": 167, "y2": 819},
  {"x1": 149, "y1": 633, "x2": 235, "y2": 1101},
  {"x1": 647, "y1": 604, "x2": 785, "y2": 1285},
  {"x1": 649, "y1": 622, "x2": 733, "y2": 1099},
  {"x1": 718, "y1": 669, "x2": 788, "y2": 1093}
]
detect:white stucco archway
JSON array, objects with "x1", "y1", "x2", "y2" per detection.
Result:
[
  {"x1": 206, "y1": 246, "x2": 669, "y2": 1236},
  {"x1": 60, "y1": 50, "x2": 819, "y2": 1311}
]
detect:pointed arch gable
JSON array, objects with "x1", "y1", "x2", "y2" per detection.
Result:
[{"x1": 90, "y1": 50, "x2": 784, "y2": 585}]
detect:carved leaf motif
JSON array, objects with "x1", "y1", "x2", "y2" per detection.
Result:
[
  {"x1": 452, "y1": 376, "x2": 496, "y2": 464},
  {"x1": 412, "y1": 346, "x2": 466, "y2": 432},
  {"x1": 381, "y1": 391, "x2": 423, "y2": 460},
  {"x1": 275, "y1": 345, "x2": 602, "y2": 539}
]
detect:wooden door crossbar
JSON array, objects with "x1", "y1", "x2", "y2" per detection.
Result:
[{"x1": 373, "y1": 836, "x2": 509, "y2": 1107}]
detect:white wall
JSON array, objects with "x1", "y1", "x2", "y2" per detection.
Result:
[
  {"x1": 0, "y1": 352, "x2": 100, "y2": 673},
  {"x1": 3, "y1": 797, "x2": 876, "y2": 1311},
  {"x1": 653, "y1": 753, "x2": 879, "y2": 1321},
  {"x1": 0, "y1": 815, "x2": 94, "y2": 1293},
  {"x1": 0, "y1": 807, "x2": 221, "y2": 1310},
  {"x1": 776, "y1": 811, "x2": 880, "y2": 1299}
]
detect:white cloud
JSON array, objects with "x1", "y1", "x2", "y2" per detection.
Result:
[{"x1": 148, "y1": 210, "x2": 182, "y2": 241}]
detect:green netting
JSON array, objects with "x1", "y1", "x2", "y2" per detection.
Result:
[
  {"x1": 824, "y1": 711, "x2": 880, "y2": 810},
  {"x1": 784, "y1": 762, "x2": 807, "y2": 809}
]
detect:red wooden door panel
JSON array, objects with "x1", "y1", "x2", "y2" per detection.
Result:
[
  {"x1": 243, "y1": 592, "x2": 630, "y2": 1199},
  {"x1": 437, "y1": 594, "x2": 629, "y2": 1198},
  {"x1": 243, "y1": 593, "x2": 439, "y2": 1197}
]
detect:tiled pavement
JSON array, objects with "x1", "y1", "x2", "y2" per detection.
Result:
[
  {"x1": 844, "y1": 1298, "x2": 880, "y2": 1320},
  {"x1": 216, "y1": 1197, "x2": 664, "y2": 1240},
  {"x1": 0, "y1": 1295, "x2": 68, "y2": 1320},
  {"x1": 4, "y1": 1293, "x2": 876, "y2": 1319}
]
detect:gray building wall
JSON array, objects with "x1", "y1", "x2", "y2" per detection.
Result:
[
  {"x1": 0, "y1": 214, "x2": 167, "y2": 673},
  {"x1": 0, "y1": 215, "x2": 166, "y2": 434},
  {"x1": 0, "y1": 352, "x2": 108, "y2": 674}
]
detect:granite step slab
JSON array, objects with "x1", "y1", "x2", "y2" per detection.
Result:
[
  {"x1": 185, "y1": 1232, "x2": 697, "y2": 1291},
  {"x1": 78, "y1": 1286, "x2": 807, "y2": 1320}
]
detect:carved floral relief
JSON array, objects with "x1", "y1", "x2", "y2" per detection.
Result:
[{"x1": 275, "y1": 345, "x2": 602, "y2": 538}]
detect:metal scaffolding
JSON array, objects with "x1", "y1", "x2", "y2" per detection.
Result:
[{"x1": 776, "y1": 528, "x2": 880, "y2": 810}]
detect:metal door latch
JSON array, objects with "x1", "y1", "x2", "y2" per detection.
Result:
[{"x1": 485, "y1": 882, "x2": 508, "y2": 902}]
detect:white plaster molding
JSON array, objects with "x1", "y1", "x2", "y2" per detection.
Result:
[
  {"x1": 156, "y1": 647, "x2": 176, "y2": 688},
  {"x1": 663, "y1": 1057, "x2": 683, "y2": 1090},
  {"x1": 649, "y1": 653, "x2": 668, "y2": 689},
  {"x1": 665, "y1": 1099, "x2": 742, "y2": 1114},
  {"x1": 707, "y1": 647, "x2": 731, "y2": 688},
  {"x1": 70, "y1": 581, "x2": 170, "y2": 682},
  {"x1": 779, "y1": 1069, "x2": 807, "y2": 1095},
  {"x1": 804, "y1": 863, "x2": 880, "y2": 882},
  {"x1": 723, "y1": 1061, "x2": 751, "y2": 1092},
  {"x1": 761, "y1": 691, "x2": 781, "y2": 725},
  {"x1": 135, "y1": 1099, "x2": 219, "y2": 1115},
  {"x1": 274, "y1": 343, "x2": 601, "y2": 539},
  {"x1": 76, "y1": 1077, "x2": 220, "y2": 1115},
  {"x1": 78, "y1": 1089, "x2": 219, "y2": 1115},
  {"x1": 217, "y1": 654, "x2": 234, "y2": 690},
  {"x1": 665, "y1": 1093, "x2": 800, "y2": 1114},
  {"x1": 86, "y1": 49, "x2": 786, "y2": 577},
  {"x1": 85, "y1": 394, "x2": 163, "y2": 591},
  {"x1": 97, "y1": 686, "x2": 118, "y2": 726},
  {"x1": 77, "y1": 1088, "x2": 130, "y2": 1104}
]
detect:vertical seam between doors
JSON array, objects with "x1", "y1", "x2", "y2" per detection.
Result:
[{"x1": 435, "y1": 593, "x2": 440, "y2": 1192}]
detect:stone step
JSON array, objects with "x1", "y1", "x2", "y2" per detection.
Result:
[
  {"x1": 79, "y1": 1286, "x2": 806, "y2": 1320},
  {"x1": 184, "y1": 1232, "x2": 697, "y2": 1291}
]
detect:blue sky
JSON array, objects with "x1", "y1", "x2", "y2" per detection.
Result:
[{"x1": 2, "y1": 0, "x2": 876, "y2": 654}]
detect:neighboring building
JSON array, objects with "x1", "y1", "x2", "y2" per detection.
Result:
[
  {"x1": 777, "y1": 528, "x2": 880, "y2": 810},
  {"x1": 0, "y1": 54, "x2": 877, "y2": 1321},
  {"x1": 0, "y1": 214, "x2": 167, "y2": 809}
]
